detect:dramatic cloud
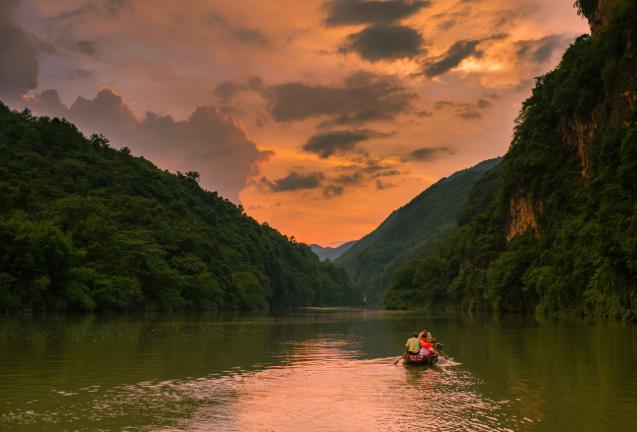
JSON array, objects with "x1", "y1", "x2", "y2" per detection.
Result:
[
  {"x1": 55, "y1": 0, "x2": 133, "y2": 20},
  {"x1": 302, "y1": 129, "x2": 382, "y2": 158},
  {"x1": 423, "y1": 39, "x2": 482, "y2": 78},
  {"x1": 323, "y1": 185, "x2": 345, "y2": 198},
  {"x1": 72, "y1": 39, "x2": 100, "y2": 57},
  {"x1": 458, "y1": 110, "x2": 482, "y2": 120},
  {"x1": 401, "y1": 146, "x2": 455, "y2": 162},
  {"x1": 202, "y1": 13, "x2": 269, "y2": 46},
  {"x1": 7, "y1": 0, "x2": 588, "y2": 245},
  {"x1": 375, "y1": 179, "x2": 395, "y2": 189},
  {"x1": 319, "y1": 158, "x2": 401, "y2": 197},
  {"x1": 423, "y1": 34, "x2": 507, "y2": 78},
  {"x1": 334, "y1": 171, "x2": 365, "y2": 185},
  {"x1": 260, "y1": 171, "x2": 325, "y2": 193},
  {"x1": 359, "y1": 160, "x2": 401, "y2": 178},
  {"x1": 434, "y1": 7, "x2": 472, "y2": 31},
  {"x1": 340, "y1": 25, "x2": 423, "y2": 62},
  {"x1": 314, "y1": 156, "x2": 401, "y2": 198},
  {"x1": 25, "y1": 88, "x2": 265, "y2": 202},
  {"x1": 232, "y1": 27, "x2": 269, "y2": 46},
  {"x1": 214, "y1": 76, "x2": 263, "y2": 102},
  {"x1": 434, "y1": 98, "x2": 493, "y2": 120},
  {"x1": 260, "y1": 155, "x2": 402, "y2": 198},
  {"x1": 0, "y1": 1, "x2": 39, "y2": 103},
  {"x1": 265, "y1": 71, "x2": 417, "y2": 125},
  {"x1": 323, "y1": 0, "x2": 431, "y2": 26},
  {"x1": 516, "y1": 35, "x2": 568, "y2": 63}
]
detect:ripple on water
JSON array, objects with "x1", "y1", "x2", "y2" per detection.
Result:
[
  {"x1": 2, "y1": 340, "x2": 520, "y2": 432},
  {"x1": 67, "y1": 347, "x2": 518, "y2": 431}
]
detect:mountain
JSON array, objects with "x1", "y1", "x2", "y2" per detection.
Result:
[
  {"x1": 0, "y1": 104, "x2": 361, "y2": 312},
  {"x1": 335, "y1": 158, "x2": 502, "y2": 305},
  {"x1": 310, "y1": 241, "x2": 357, "y2": 261},
  {"x1": 384, "y1": 0, "x2": 637, "y2": 322}
]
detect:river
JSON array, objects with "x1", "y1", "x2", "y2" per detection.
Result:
[{"x1": 1, "y1": 309, "x2": 635, "y2": 431}]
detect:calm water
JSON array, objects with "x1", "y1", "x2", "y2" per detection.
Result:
[{"x1": 1, "y1": 309, "x2": 636, "y2": 431}]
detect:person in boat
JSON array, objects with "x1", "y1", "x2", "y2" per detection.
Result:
[
  {"x1": 405, "y1": 332, "x2": 421, "y2": 355},
  {"x1": 418, "y1": 331, "x2": 434, "y2": 357},
  {"x1": 418, "y1": 329, "x2": 438, "y2": 357},
  {"x1": 419, "y1": 328, "x2": 433, "y2": 342}
]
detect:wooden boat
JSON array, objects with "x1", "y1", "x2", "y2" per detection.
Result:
[{"x1": 402, "y1": 352, "x2": 439, "y2": 366}]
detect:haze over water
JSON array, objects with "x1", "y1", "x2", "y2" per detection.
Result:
[{"x1": 1, "y1": 309, "x2": 635, "y2": 431}]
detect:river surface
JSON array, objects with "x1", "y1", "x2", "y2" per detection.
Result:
[{"x1": 1, "y1": 309, "x2": 636, "y2": 431}]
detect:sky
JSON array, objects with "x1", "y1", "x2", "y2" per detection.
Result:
[{"x1": 1, "y1": 0, "x2": 589, "y2": 246}]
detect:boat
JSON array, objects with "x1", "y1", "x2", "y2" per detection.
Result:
[
  {"x1": 402, "y1": 352, "x2": 439, "y2": 366},
  {"x1": 401, "y1": 342, "x2": 444, "y2": 366}
]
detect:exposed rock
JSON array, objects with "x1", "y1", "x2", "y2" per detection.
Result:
[
  {"x1": 507, "y1": 190, "x2": 541, "y2": 241},
  {"x1": 561, "y1": 116, "x2": 596, "y2": 178},
  {"x1": 586, "y1": 0, "x2": 616, "y2": 36},
  {"x1": 624, "y1": 90, "x2": 637, "y2": 117}
]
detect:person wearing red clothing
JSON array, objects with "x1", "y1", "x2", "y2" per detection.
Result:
[{"x1": 418, "y1": 328, "x2": 437, "y2": 356}]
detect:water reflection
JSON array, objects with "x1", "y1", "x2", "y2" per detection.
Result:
[
  {"x1": 1, "y1": 310, "x2": 636, "y2": 431},
  {"x1": 87, "y1": 347, "x2": 515, "y2": 432}
]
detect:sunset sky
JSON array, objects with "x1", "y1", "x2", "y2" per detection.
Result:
[{"x1": 1, "y1": 0, "x2": 589, "y2": 246}]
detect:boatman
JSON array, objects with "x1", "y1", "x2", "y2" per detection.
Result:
[{"x1": 405, "y1": 332, "x2": 421, "y2": 355}]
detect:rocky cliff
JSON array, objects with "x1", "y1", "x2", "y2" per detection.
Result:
[
  {"x1": 585, "y1": 0, "x2": 615, "y2": 35},
  {"x1": 506, "y1": 0, "x2": 635, "y2": 241},
  {"x1": 386, "y1": 0, "x2": 637, "y2": 320}
]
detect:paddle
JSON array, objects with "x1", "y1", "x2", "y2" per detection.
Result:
[
  {"x1": 434, "y1": 343, "x2": 450, "y2": 360},
  {"x1": 393, "y1": 355, "x2": 403, "y2": 365}
]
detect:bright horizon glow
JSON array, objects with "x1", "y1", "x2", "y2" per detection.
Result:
[{"x1": 6, "y1": 0, "x2": 588, "y2": 246}]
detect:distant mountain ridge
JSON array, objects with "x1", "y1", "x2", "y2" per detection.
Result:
[
  {"x1": 310, "y1": 241, "x2": 357, "y2": 261},
  {"x1": 336, "y1": 157, "x2": 502, "y2": 305}
]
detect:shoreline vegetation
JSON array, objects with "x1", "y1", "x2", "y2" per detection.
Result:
[
  {"x1": 1, "y1": 1, "x2": 635, "y2": 324},
  {"x1": 336, "y1": 157, "x2": 502, "y2": 306},
  {"x1": 0, "y1": 104, "x2": 361, "y2": 313},
  {"x1": 382, "y1": 0, "x2": 637, "y2": 323},
  {"x1": 1, "y1": 307, "x2": 628, "y2": 330}
]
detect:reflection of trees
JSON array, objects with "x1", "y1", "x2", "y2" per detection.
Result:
[
  {"x1": 0, "y1": 310, "x2": 402, "y2": 395},
  {"x1": 0, "y1": 313, "x2": 292, "y2": 395},
  {"x1": 1, "y1": 312, "x2": 635, "y2": 431},
  {"x1": 440, "y1": 314, "x2": 637, "y2": 430}
]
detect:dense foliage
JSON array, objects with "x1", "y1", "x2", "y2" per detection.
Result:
[
  {"x1": 0, "y1": 105, "x2": 361, "y2": 312},
  {"x1": 384, "y1": 0, "x2": 637, "y2": 322},
  {"x1": 574, "y1": 0, "x2": 598, "y2": 18},
  {"x1": 336, "y1": 158, "x2": 501, "y2": 305}
]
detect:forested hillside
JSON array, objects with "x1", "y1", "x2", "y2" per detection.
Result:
[
  {"x1": 384, "y1": 0, "x2": 637, "y2": 322},
  {"x1": 0, "y1": 105, "x2": 361, "y2": 312},
  {"x1": 336, "y1": 158, "x2": 501, "y2": 305}
]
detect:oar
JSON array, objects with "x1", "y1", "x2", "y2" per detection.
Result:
[
  {"x1": 393, "y1": 354, "x2": 404, "y2": 365},
  {"x1": 434, "y1": 342, "x2": 450, "y2": 360},
  {"x1": 437, "y1": 348, "x2": 450, "y2": 360}
]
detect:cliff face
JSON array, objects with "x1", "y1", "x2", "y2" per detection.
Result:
[
  {"x1": 488, "y1": 0, "x2": 636, "y2": 316},
  {"x1": 586, "y1": 0, "x2": 614, "y2": 35},
  {"x1": 560, "y1": 116, "x2": 596, "y2": 178},
  {"x1": 507, "y1": 190, "x2": 541, "y2": 241},
  {"x1": 507, "y1": 0, "x2": 632, "y2": 242},
  {"x1": 388, "y1": 0, "x2": 637, "y2": 319}
]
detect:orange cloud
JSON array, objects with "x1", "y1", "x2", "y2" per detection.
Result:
[{"x1": 7, "y1": 0, "x2": 589, "y2": 245}]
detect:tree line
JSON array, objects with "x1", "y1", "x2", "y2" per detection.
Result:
[{"x1": 0, "y1": 104, "x2": 361, "y2": 312}]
